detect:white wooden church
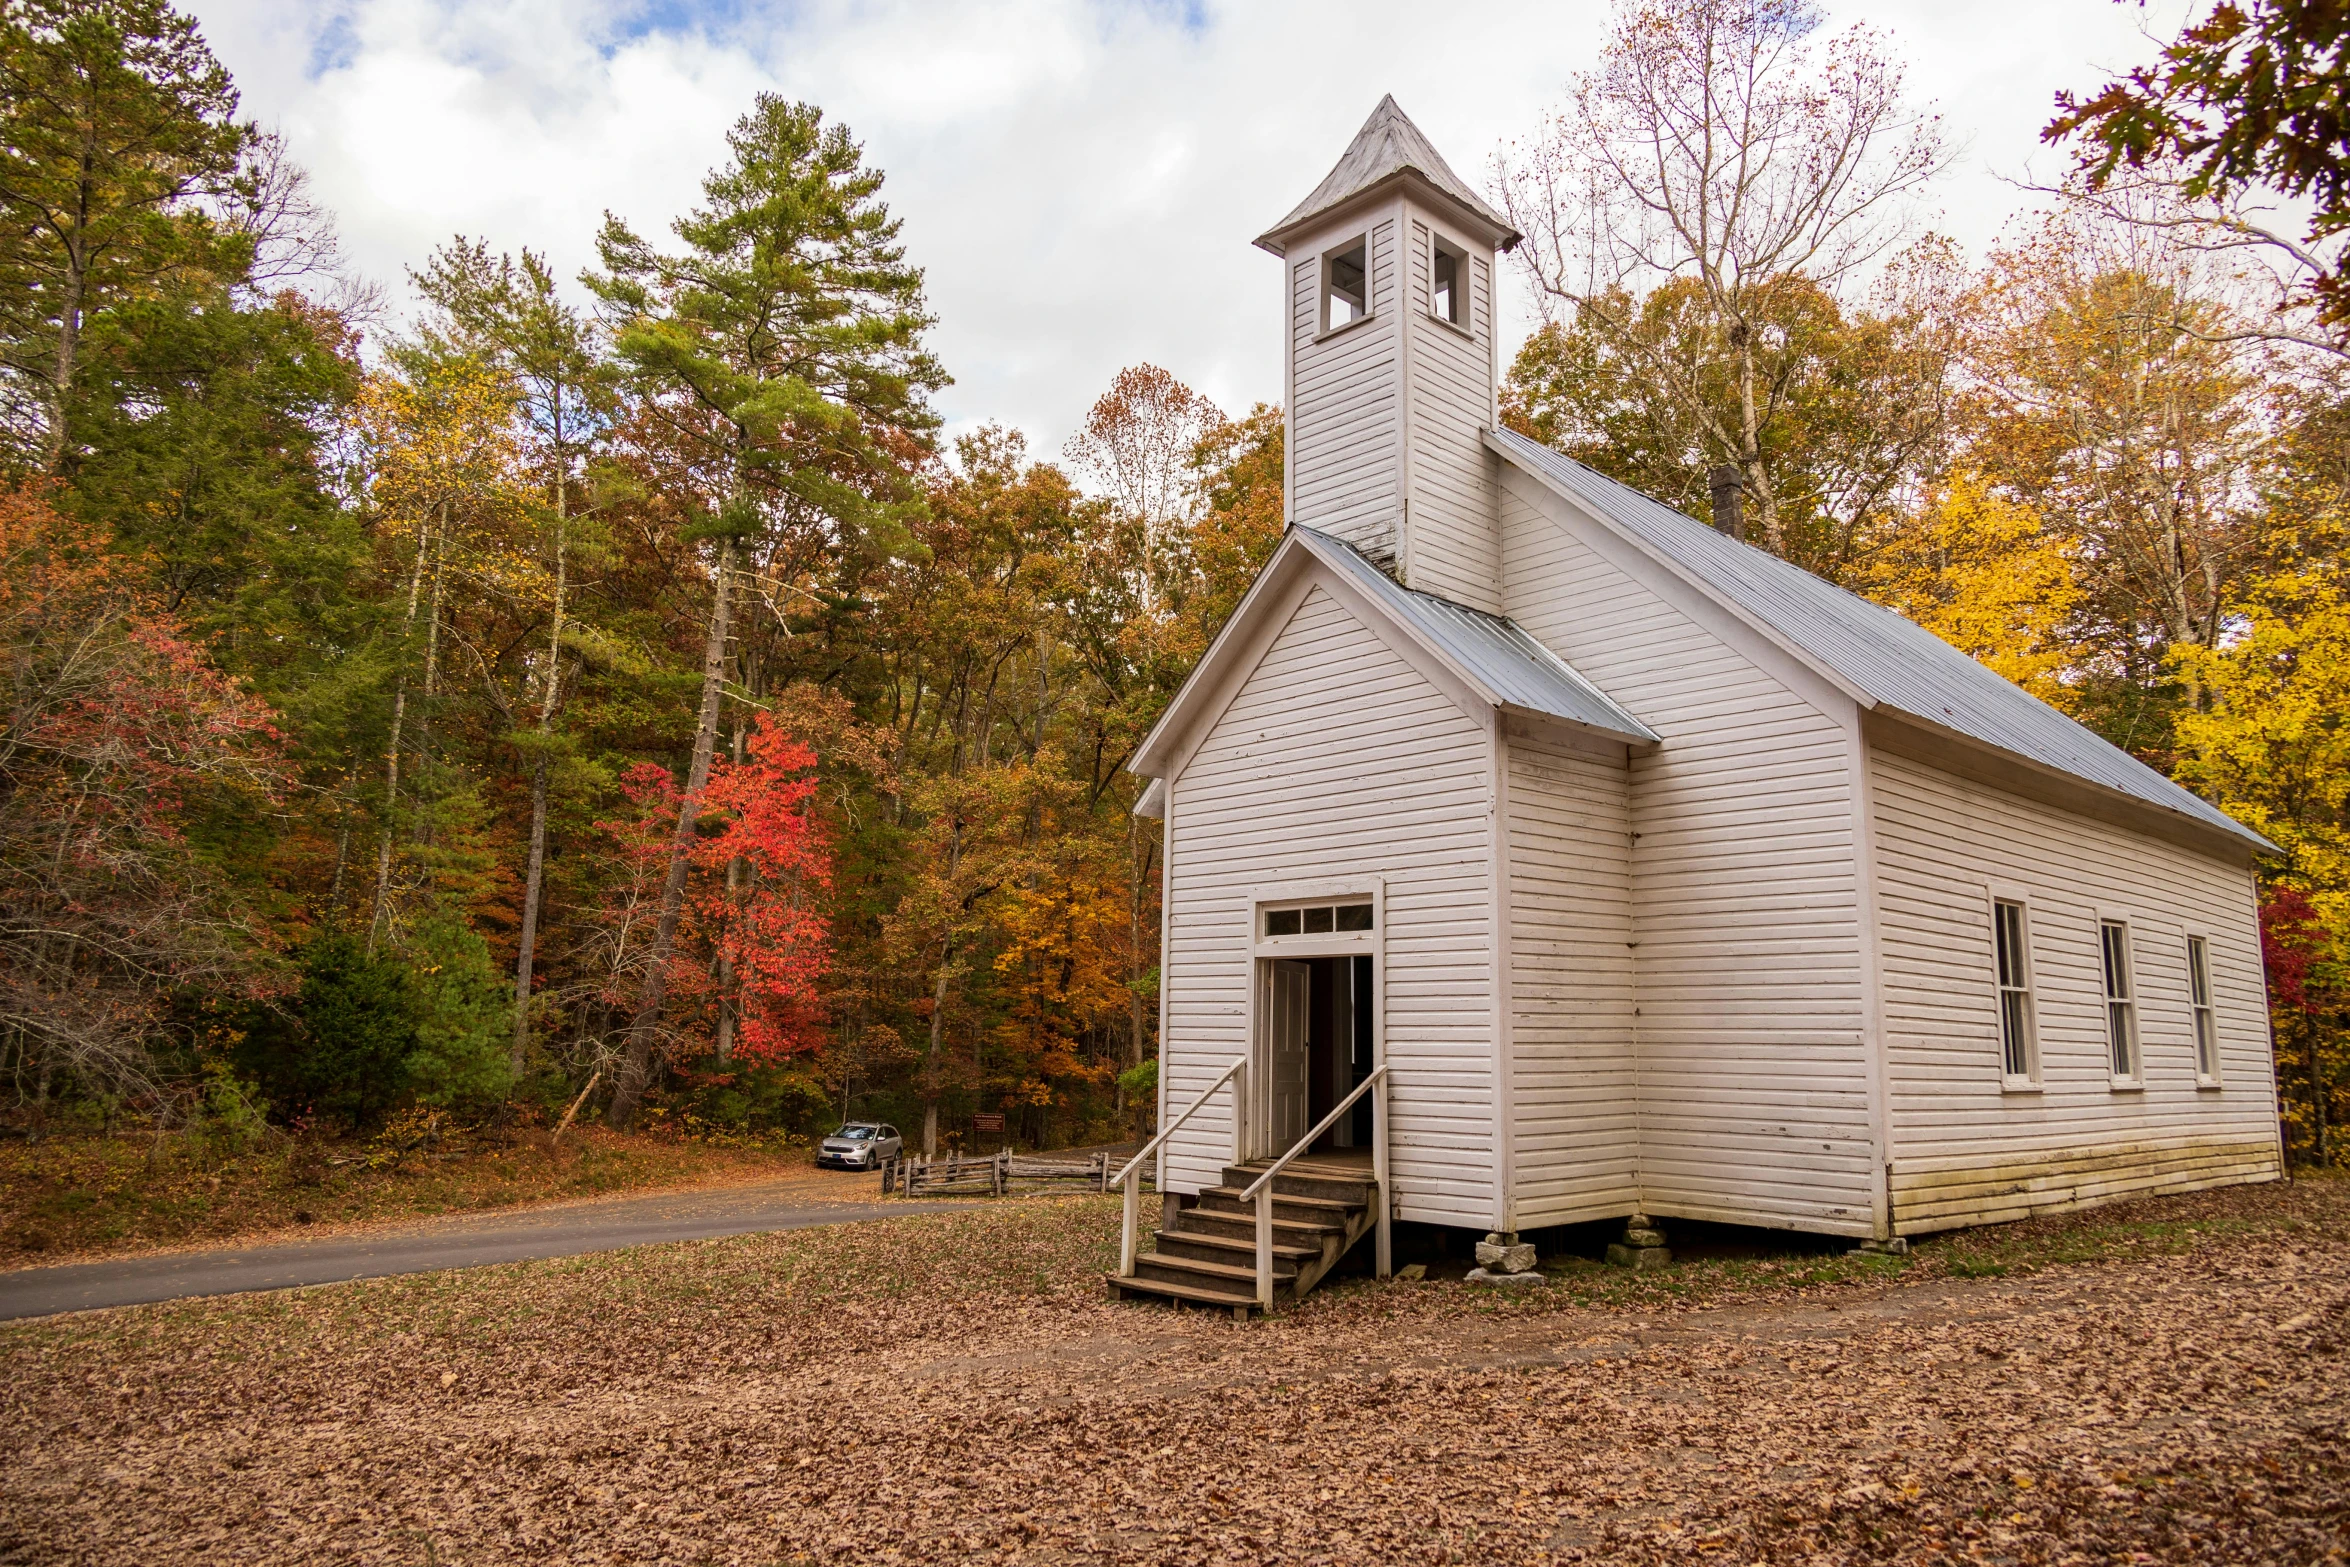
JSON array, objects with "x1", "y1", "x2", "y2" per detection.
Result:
[{"x1": 1111, "y1": 98, "x2": 2284, "y2": 1310}]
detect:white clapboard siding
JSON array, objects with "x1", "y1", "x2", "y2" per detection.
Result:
[
  {"x1": 1289, "y1": 218, "x2": 1401, "y2": 558},
  {"x1": 1401, "y1": 208, "x2": 1502, "y2": 614},
  {"x1": 1504, "y1": 728, "x2": 1639, "y2": 1224},
  {"x1": 1163, "y1": 581, "x2": 1496, "y2": 1225},
  {"x1": 1498, "y1": 480, "x2": 1878, "y2": 1234},
  {"x1": 1870, "y1": 748, "x2": 2283, "y2": 1231}
]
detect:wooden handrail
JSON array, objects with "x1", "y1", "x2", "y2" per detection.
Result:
[
  {"x1": 1241, "y1": 1064, "x2": 1391, "y2": 1309},
  {"x1": 1237, "y1": 1063, "x2": 1389, "y2": 1202},
  {"x1": 1113, "y1": 1056, "x2": 1244, "y2": 1188},
  {"x1": 1114, "y1": 1056, "x2": 1246, "y2": 1279}
]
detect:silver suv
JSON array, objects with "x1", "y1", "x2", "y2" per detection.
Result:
[{"x1": 816, "y1": 1122, "x2": 902, "y2": 1170}]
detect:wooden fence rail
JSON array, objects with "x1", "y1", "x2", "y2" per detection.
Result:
[{"x1": 880, "y1": 1148, "x2": 1146, "y2": 1198}]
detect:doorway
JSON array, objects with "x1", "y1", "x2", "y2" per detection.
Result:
[{"x1": 1260, "y1": 954, "x2": 1376, "y2": 1157}]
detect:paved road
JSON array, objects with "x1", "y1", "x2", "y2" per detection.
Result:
[{"x1": 0, "y1": 1180, "x2": 954, "y2": 1320}]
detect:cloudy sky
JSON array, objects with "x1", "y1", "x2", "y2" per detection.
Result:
[{"x1": 185, "y1": 0, "x2": 2195, "y2": 455}]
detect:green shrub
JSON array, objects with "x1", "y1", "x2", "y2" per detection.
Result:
[
  {"x1": 236, "y1": 932, "x2": 417, "y2": 1128},
  {"x1": 400, "y1": 912, "x2": 514, "y2": 1110},
  {"x1": 683, "y1": 1064, "x2": 832, "y2": 1135},
  {"x1": 1117, "y1": 1057, "x2": 1158, "y2": 1103},
  {"x1": 189, "y1": 1063, "x2": 272, "y2": 1159}
]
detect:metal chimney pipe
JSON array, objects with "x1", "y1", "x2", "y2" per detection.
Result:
[{"x1": 1708, "y1": 464, "x2": 1745, "y2": 541}]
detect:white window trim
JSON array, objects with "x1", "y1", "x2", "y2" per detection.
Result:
[
  {"x1": 2185, "y1": 929, "x2": 2222, "y2": 1089},
  {"x1": 1987, "y1": 887, "x2": 2040, "y2": 1092},
  {"x1": 2098, "y1": 915, "x2": 2143, "y2": 1090},
  {"x1": 1316, "y1": 233, "x2": 1374, "y2": 339},
  {"x1": 1250, "y1": 879, "x2": 1384, "y2": 958},
  {"x1": 1426, "y1": 228, "x2": 1473, "y2": 338}
]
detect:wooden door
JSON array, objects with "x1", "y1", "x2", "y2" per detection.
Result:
[{"x1": 1265, "y1": 959, "x2": 1311, "y2": 1155}]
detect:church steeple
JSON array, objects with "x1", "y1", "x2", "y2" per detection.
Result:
[
  {"x1": 1260, "y1": 98, "x2": 1520, "y2": 613},
  {"x1": 1255, "y1": 95, "x2": 1518, "y2": 261}
]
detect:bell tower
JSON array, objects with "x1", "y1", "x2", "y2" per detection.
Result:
[{"x1": 1256, "y1": 96, "x2": 1521, "y2": 614}]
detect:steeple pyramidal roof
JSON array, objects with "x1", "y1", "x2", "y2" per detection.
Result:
[{"x1": 1255, "y1": 94, "x2": 1521, "y2": 256}]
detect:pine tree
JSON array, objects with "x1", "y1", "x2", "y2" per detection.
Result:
[{"x1": 586, "y1": 95, "x2": 944, "y2": 1127}]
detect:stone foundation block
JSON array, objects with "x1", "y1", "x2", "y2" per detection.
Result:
[
  {"x1": 1604, "y1": 1243, "x2": 1673, "y2": 1270},
  {"x1": 1475, "y1": 1239, "x2": 1538, "y2": 1273},
  {"x1": 1465, "y1": 1267, "x2": 1546, "y2": 1287}
]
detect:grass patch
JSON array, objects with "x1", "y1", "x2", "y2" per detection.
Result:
[{"x1": 1915, "y1": 1209, "x2": 2281, "y2": 1278}]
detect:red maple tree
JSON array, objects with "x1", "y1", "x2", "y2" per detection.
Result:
[{"x1": 590, "y1": 715, "x2": 832, "y2": 1065}]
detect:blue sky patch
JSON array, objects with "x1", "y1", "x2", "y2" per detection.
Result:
[{"x1": 305, "y1": 9, "x2": 361, "y2": 78}]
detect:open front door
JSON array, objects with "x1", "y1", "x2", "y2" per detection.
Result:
[{"x1": 1264, "y1": 959, "x2": 1311, "y2": 1156}]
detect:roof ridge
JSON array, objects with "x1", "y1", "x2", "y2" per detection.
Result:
[{"x1": 1483, "y1": 427, "x2": 2273, "y2": 854}]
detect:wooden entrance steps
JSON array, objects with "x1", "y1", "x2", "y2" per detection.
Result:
[{"x1": 1105, "y1": 1158, "x2": 1378, "y2": 1316}]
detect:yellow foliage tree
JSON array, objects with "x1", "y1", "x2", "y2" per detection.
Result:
[
  {"x1": 2173, "y1": 570, "x2": 2350, "y2": 1164},
  {"x1": 352, "y1": 356, "x2": 529, "y2": 943},
  {"x1": 1861, "y1": 473, "x2": 2084, "y2": 710},
  {"x1": 2172, "y1": 572, "x2": 2350, "y2": 925}
]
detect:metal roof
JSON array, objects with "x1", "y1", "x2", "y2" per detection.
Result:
[
  {"x1": 1256, "y1": 95, "x2": 1522, "y2": 256},
  {"x1": 1295, "y1": 525, "x2": 1659, "y2": 745},
  {"x1": 1488, "y1": 427, "x2": 2274, "y2": 854}
]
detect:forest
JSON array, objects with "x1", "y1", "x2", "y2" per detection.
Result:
[{"x1": 2, "y1": 0, "x2": 2345, "y2": 1170}]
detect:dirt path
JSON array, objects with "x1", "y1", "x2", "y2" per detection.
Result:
[
  {"x1": 1, "y1": 1185, "x2": 2343, "y2": 1564},
  {"x1": 0, "y1": 1170, "x2": 946, "y2": 1318}
]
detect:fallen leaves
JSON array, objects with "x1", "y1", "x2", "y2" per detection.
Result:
[{"x1": 0, "y1": 1180, "x2": 2343, "y2": 1564}]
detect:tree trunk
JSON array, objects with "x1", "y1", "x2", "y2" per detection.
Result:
[
  {"x1": 410, "y1": 522, "x2": 450, "y2": 851},
  {"x1": 713, "y1": 722, "x2": 748, "y2": 1065},
  {"x1": 921, "y1": 946, "x2": 950, "y2": 1159},
  {"x1": 2315, "y1": 1014, "x2": 2333, "y2": 1169},
  {"x1": 369, "y1": 506, "x2": 438, "y2": 951},
  {"x1": 1125, "y1": 812, "x2": 1148, "y2": 1129},
  {"x1": 510, "y1": 754, "x2": 553, "y2": 1073},
  {"x1": 46, "y1": 260, "x2": 83, "y2": 474},
  {"x1": 919, "y1": 788, "x2": 967, "y2": 1159},
  {"x1": 1734, "y1": 328, "x2": 1780, "y2": 550},
  {"x1": 511, "y1": 481, "x2": 570, "y2": 1078},
  {"x1": 367, "y1": 682, "x2": 408, "y2": 953},
  {"x1": 43, "y1": 143, "x2": 91, "y2": 474},
  {"x1": 608, "y1": 535, "x2": 737, "y2": 1128}
]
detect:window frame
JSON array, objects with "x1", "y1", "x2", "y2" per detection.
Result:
[
  {"x1": 1258, "y1": 898, "x2": 1377, "y2": 943},
  {"x1": 1427, "y1": 229, "x2": 1471, "y2": 333},
  {"x1": 2098, "y1": 917, "x2": 2143, "y2": 1088},
  {"x1": 1317, "y1": 233, "x2": 1374, "y2": 338},
  {"x1": 1988, "y1": 891, "x2": 2040, "y2": 1090},
  {"x1": 2185, "y1": 930, "x2": 2222, "y2": 1088}
]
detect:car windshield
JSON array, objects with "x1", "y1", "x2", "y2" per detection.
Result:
[{"x1": 836, "y1": 1126, "x2": 876, "y2": 1140}]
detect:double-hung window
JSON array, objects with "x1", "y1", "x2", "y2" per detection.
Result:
[
  {"x1": 2187, "y1": 934, "x2": 2220, "y2": 1085},
  {"x1": 2100, "y1": 920, "x2": 2140, "y2": 1084},
  {"x1": 1992, "y1": 899, "x2": 2037, "y2": 1086}
]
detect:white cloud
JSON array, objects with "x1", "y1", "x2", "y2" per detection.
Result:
[{"x1": 187, "y1": 0, "x2": 2197, "y2": 455}]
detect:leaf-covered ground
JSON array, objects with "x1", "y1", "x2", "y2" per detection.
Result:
[
  {"x1": 2, "y1": 1175, "x2": 2344, "y2": 1565},
  {"x1": 0, "y1": 1126, "x2": 818, "y2": 1264}
]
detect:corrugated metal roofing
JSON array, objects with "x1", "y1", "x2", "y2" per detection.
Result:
[
  {"x1": 1488, "y1": 427, "x2": 2273, "y2": 854},
  {"x1": 1295, "y1": 525, "x2": 1659, "y2": 745},
  {"x1": 1256, "y1": 95, "x2": 1520, "y2": 255}
]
